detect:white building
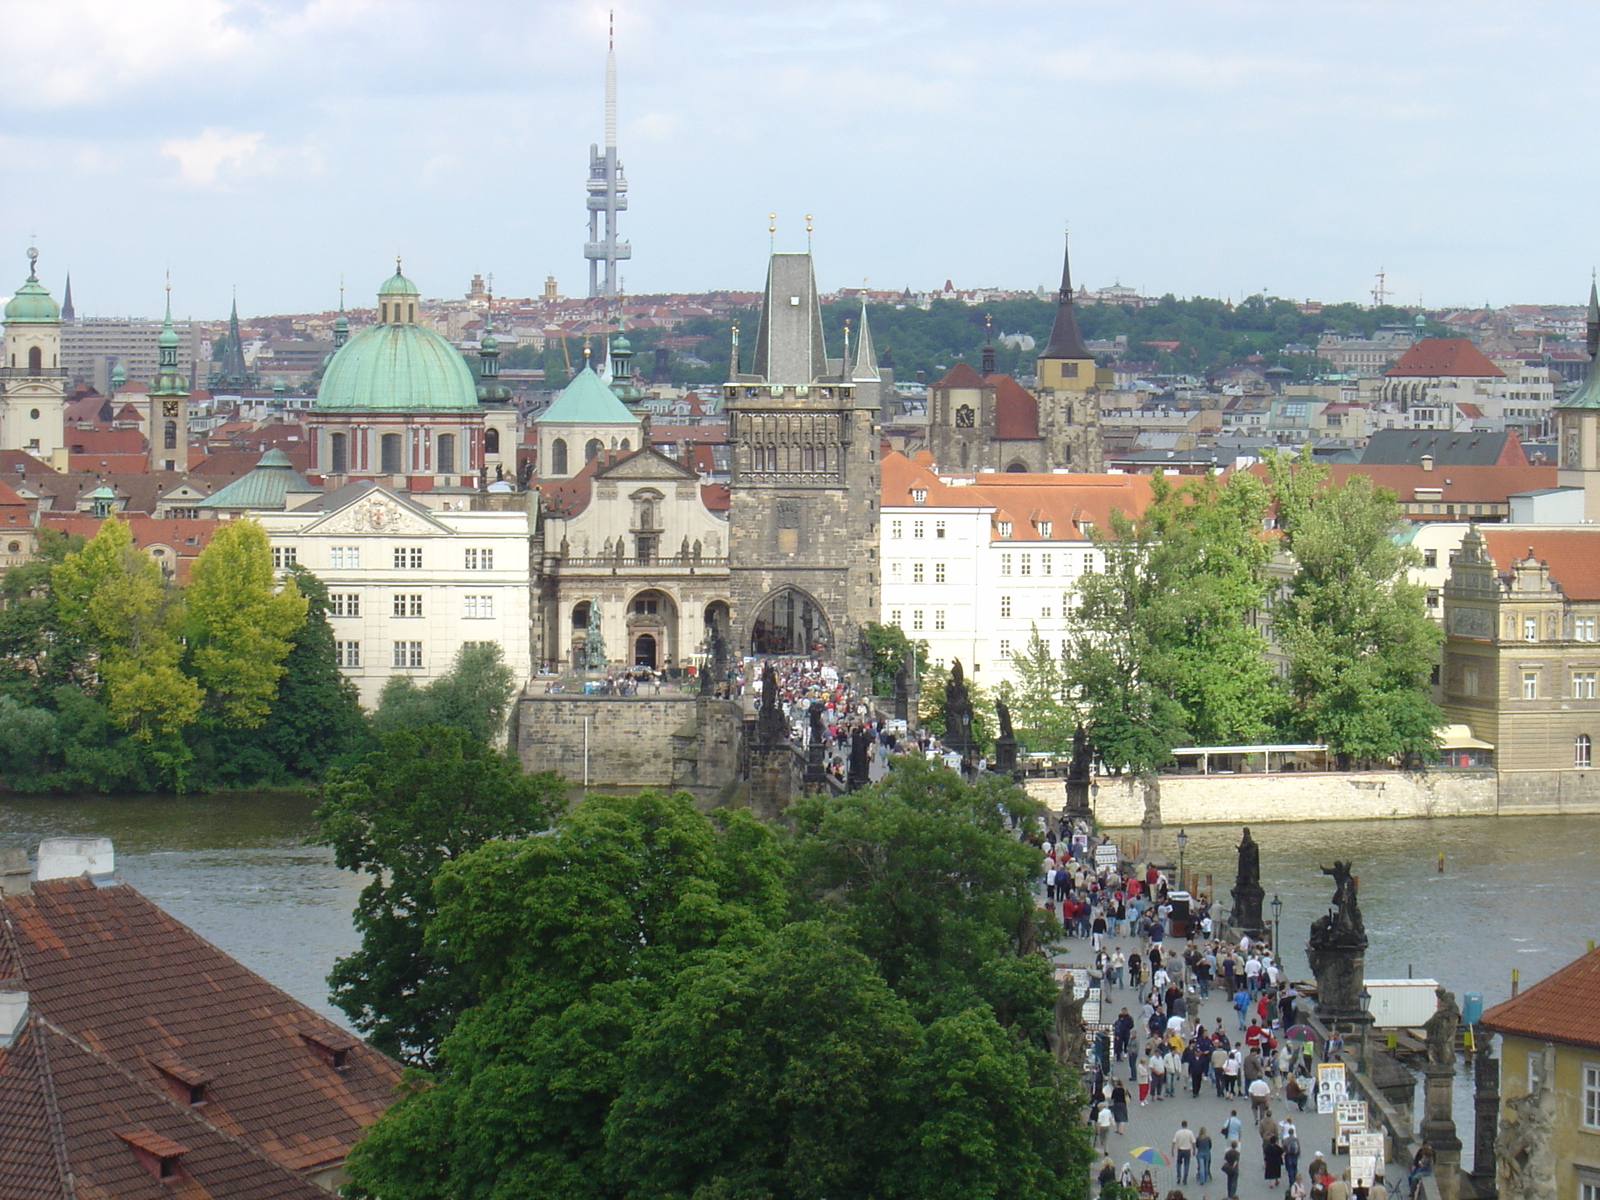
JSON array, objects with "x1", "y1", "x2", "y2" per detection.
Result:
[
  {"x1": 878, "y1": 451, "x2": 1153, "y2": 689},
  {"x1": 256, "y1": 481, "x2": 532, "y2": 708}
]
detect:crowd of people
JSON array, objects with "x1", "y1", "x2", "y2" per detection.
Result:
[{"x1": 1035, "y1": 820, "x2": 1399, "y2": 1200}]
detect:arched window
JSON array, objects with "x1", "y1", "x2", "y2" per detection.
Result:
[
  {"x1": 620, "y1": 438, "x2": 630, "y2": 452},
  {"x1": 551, "y1": 438, "x2": 568, "y2": 475},
  {"x1": 484, "y1": 427, "x2": 500, "y2": 454},
  {"x1": 572, "y1": 601, "x2": 590, "y2": 629},
  {"x1": 380, "y1": 433, "x2": 403, "y2": 474},
  {"x1": 1578, "y1": 734, "x2": 1593, "y2": 768},
  {"x1": 163, "y1": 421, "x2": 177, "y2": 450},
  {"x1": 329, "y1": 431, "x2": 348, "y2": 474},
  {"x1": 802, "y1": 445, "x2": 814, "y2": 471},
  {"x1": 27, "y1": 346, "x2": 41, "y2": 373},
  {"x1": 437, "y1": 433, "x2": 456, "y2": 474},
  {"x1": 585, "y1": 438, "x2": 602, "y2": 462}
]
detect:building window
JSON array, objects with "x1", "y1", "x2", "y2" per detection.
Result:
[
  {"x1": 934, "y1": 610, "x2": 945, "y2": 630},
  {"x1": 911, "y1": 488, "x2": 927, "y2": 505},
  {"x1": 1529, "y1": 1050, "x2": 1547, "y2": 1091},
  {"x1": 997, "y1": 521, "x2": 1012, "y2": 539},
  {"x1": 1579, "y1": 616, "x2": 1597, "y2": 641},
  {"x1": 484, "y1": 427, "x2": 500, "y2": 454},
  {"x1": 329, "y1": 546, "x2": 360, "y2": 569},
  {"x1": 585, "y1": 438, "x2": 603, "y2": 461},
  {"x1": 1000, "y1": 596, "x2": 1011, "y2": 618},
  {"x1": 465, "y1": 548, "x2": 494, "y2": 570},
  {"x1": 464, "y1": 595, "x2": 494, "y2": 619},
  {"x1": 170, "y1": 507, "x2": 199, "y2": 519},
  {"x1": 163, "y1": 420, "x2": 177, "y2": 450},
  {"x1": 890, "y1": 562, "x2": 901, "y2": 581},
  {"x1": 551, "y1": 438, "x2": 569, "y2": 475},
  {"x1": 1040, "y1": 605, "x2": 1052, "y2": 619},
  {"x1": 908, "y1": 562, "x2": 922, "y2": 584},
  {"x1": 935, "y1": 563, "x2": 946, "y2": 583},
  {"x1": 999, "y1": 639, "x2": 1011, "y2": 658},
  {"x1": 1522, "y1": 671, "x2": 1539, "y2": 700},
  {"x1": 380, "y1": 433, "x2": 403, "y2": 474},
  {"x1": 1576, "y1": 672, "x2": 1597, "y2": 700},
  {"x1": 271, "y1": 546, "x2": 296, "y2": 568},
  {"x1": 1041, "y1": 552, "x2": 1052, "y2": 575},
  {"x1": 913, "y1": 520, "x2": 924, "y2": 539},
  {"x1": 1038, "y1": 520, "x2": 1052, "y2": 538},
  {"x1": 393, "y1": 593, "x2": 423, "y2": 618},
  {"x1": 935, "y1": 520, "x2": 946, "y2": 538},
  {"x1": 1525, "y1": 616, "x2": 1538, "y2": 642},
  {"x1": 392, "y1": 641, "x2": 424, "y2": 668},
  {"x1": 891, "y1": 520, "x2": 902, "y2": 539},
  {"x1": 1000, "y1": 554, "x2": 1012, "y2": 576},
  {"x1": 1423, "y1": 549, "x2": 1437, "y2": 568},
  {"x1": 912, "y1": 610, "x2": 924, "y2": 631},
  {"x1": 329, "y1": 593, "x2": 360, "y2": 617},
  {"x1": 1463, "y1": 666, "x2": 1479, "y2": 696},
  {"x1": 437, "y1": 433, "x2": 456, "y2": 474},
  {"x1": 393, "y1": 546, "x2": 423, "y2": 569},
  {"x1": 328, "y1": 431, "x2": 348, "y2": 474},
  {"x1": 1584, "y1": 1062, "x2": 1600, "y2": 1126},
  {"x1": 335, "y1": 641, "x2": 361, "y2": 668},
  {"x1": 890, "y1": 609, "x2": 902, "y2": 626}
]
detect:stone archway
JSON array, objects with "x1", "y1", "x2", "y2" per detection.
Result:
[
  {"x1": 749, "y1": 587, "x2": 832, "y2": 657},
  {"x1": 633, "y1": 632, "x2": 658, "y2": 668},
  {"x1": 626, "y1": 588, "x2": 678, "y2": 669}
]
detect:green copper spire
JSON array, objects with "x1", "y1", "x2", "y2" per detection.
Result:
[
  {"x1": 151, "y1": 284, "x2": 188, "y2": 398},
  {"x1": 4, "y1": 246, "x2": 61, "y2": 324},
  {"x1": 476, "y1": 293, "x2": 512, "y2": 403},
  {"x1": 608, "y1": 332, "x2": 642, "y2": 408},
  {"x1": 334, "y1": 281, "x2": 349, "y2": 349}
]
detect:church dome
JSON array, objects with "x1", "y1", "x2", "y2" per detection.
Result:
[
  {"x1": 315, "y1": 264, "x2": 478, "y2": 411},
  {"x1": 5, "y1": 250, "x2": 59, "y2": 325}
]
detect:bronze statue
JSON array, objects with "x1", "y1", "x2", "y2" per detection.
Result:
[
  {"x1": 944, "y1": 659, "x2": 974, "y2": 754},
  {"x1": 1424, "y1": 987, "x2": 1462, "y2": 1068},
  {"x1": 1237, "y1": 828, "x2": 1261, "y2": 890},
  {"x1": 1318, "y1": 860, "x2": 1365, "y2": 941},
  {"x1": 996, "y1": 698, "x2": 1014, "y2": 740},
  {"x1": 1068, "y1": 723, "x2": 1091, "y2": 784}
]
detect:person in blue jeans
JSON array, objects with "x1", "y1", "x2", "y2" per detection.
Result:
[
  {"x1": 1221, "y1": 1142, "x2": 1241, "y2": 1199},
  {"x1": 1195, "y1": 1126, "x2": 1213, "y2": 1184},
  {"x1": 1234, "y1": 986, "x2": 1251, "y2": 1030},
  {"x1": 1171, "y1": 1120, "x2": 1196, "y2": 1184}
]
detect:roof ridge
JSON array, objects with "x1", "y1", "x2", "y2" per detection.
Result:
[{"x1": 26, "y1": 1022, "x2": 78, "y2": 1200}]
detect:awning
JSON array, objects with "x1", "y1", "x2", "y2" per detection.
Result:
[{"x1": 1438, "y1": 723, "x2": 1494, "y2": 751}]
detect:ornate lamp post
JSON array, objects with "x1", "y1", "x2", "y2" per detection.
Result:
[
  {"x1": 1271, "y1": 893, "x2": 1283, "y2": 957},
  {"x1": 1358, "y1": 986, "x2": 1373, "y2": 1075},
  {"x1": 1176, "y1": 827, "x2": 1188, "y2": 893}
]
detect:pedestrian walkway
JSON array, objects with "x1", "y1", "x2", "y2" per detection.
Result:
[{"x1": 1068, "y1": 925, "x2": 1348, "y2": 1199}]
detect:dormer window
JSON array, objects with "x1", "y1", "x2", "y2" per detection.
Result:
[
  {"x1": 997, "y1": 521, "x2": 1012, "y2": 539},
  {"x1": 301, "y1": 1027, "x2": 358, "y2": 1070},
  {"x1": 911, "y1": 488, "x2": 927, "y2": 505},
  {"x1": 152, "y1": 1058, "x2": 211, "y2": 1106},
  {"x1": 1038, "y1": 520, "x2": 1052, "y2": 538},
  {"x1": 119, "y1": 1130, "x2": 188, "y2": 1182}
]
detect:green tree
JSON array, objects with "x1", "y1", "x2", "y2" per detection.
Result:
[
  {"x1": 260, "y1": 566, "x2": 370, "y2": 776},
  {"x1": 859, "y1": 620, "x2": 928, "y2": 697},
  {"x1": 1004, "y1": 625, "x2": 1075, "y2": 754},
  {"x1": 315, "y1": 727, "x2": 566, "y2": 1064},
  {"x1": 185, "y1": 518, "x2": 306, "y2": 728},
  {"x1": 1266, "y1": 451, "x2": 1443, "y2": 763},
  {"x1": 0, "y1": 529, "x2": 91, "y2": 706},
  {"x1": 373, "y1": 642, "x2": 517, "y2": 744}
]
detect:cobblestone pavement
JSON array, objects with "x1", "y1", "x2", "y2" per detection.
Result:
[{"x1": 1058, "y1": 925, "x2": 1354, "y2": 1199}]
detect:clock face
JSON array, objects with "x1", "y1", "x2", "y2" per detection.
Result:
[{"x1": 162, "y1": 400, "x2": 181, "y2": 418}]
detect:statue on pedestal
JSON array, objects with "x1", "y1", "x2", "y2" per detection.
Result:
[
  {"x1": 583, "y1": 599, "x2": 607, "y2": 671},
  {"x1": 1425, "y1": 987, "x2": 1462, "y2": 1068},
  {"x1": 1228, "y1": 827, "x2": 1266, "y2": 936},
  {"x1": 992, "y1": 699, "x2": 1018, "y2": 776},
  {"x1": 944, "y1": 659, "x2": 974, "y2": 758},
  {"x1": 848, "y1": 727, "x2": 872, "y2": 789},
  {"x1": 1050, "y1": 976, "x2": 1087, "y2": 1070},
  {"x1": 1307, "y1": 860, "x2": 1370, "y2": 1022},
  {"x1": 1064, "y1": 723, "x2": 1093, "y2": 818},
  {"x1": 756, "y1": 662, "x2": 787, "y2": 744},
  {"x1": 1496, "y1": 1077, "x2": 1557, "y2": 1200}
]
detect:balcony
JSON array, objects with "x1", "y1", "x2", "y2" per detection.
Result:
[{"x1": 557, "y1": 556, "x2": 730, "y2": 575}]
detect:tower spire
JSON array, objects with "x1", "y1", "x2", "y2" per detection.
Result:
[
  {"x1": 61, "y1": 272, "x2": 74, "y2": 320},
  {"x1": 851, "y1": 299, "x2": 881, "y2": 383},
  {"x1": 1038, "y1": 228, "x2": 1091, "y2": 361},
  {"x1": 1587, "y1": 272, "x2": 1599, "y2": 362}
]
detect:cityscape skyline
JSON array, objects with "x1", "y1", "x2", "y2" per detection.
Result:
[{"x1": 5, "y1": 1, "x2": 1600, "y2": 317}]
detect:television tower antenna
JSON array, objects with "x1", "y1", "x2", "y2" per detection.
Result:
[{"x1": 1372, "y1": 268, "x2": 1391, "y2": 308}]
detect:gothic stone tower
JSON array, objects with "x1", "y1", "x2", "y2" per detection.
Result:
[
  {"x1": 1034, "y1": 232, "x2": 1103, "y2": 471},
  {"x1": 724, "y1": 252, "x2": 880, "y2": 659}
]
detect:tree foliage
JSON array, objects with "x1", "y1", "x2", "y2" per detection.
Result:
[
  {"x1": 859, "y1": 620, "x2": 928, "y2": 698},
  {"x1": 373, "y1": 642, "x2": 517, "y2": 745},
  {"x1": 1265, "y1": 450, "x2": 1443, "y2": 763},
  {"x1": 1001, "y1": 626, "x2": 1076, "y2": 754},
  {"x1": 315, "y1": 727, "x2": 566, "y2": 1065},
  {"x1": 342, "y1": 765, "x2": 1090, "y2": 1200},
  {"x1": 918, "y1": 659, "x2": 995, "y2": 752}
]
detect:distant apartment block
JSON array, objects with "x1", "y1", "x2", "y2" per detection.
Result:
[{"x1": 63, "y1": 318, "x2": 205, "y2": 394}]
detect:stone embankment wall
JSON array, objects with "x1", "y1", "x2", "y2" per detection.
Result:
[
  {"x1": 1025, "y1": 769, "x2": 1503, "y2": 824},
  {"x1": 515, "y1": 693, "x2": 743, "y2": 793}
]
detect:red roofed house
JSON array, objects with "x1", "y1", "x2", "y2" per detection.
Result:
[
  {"x1": 0, "y1": 478, "x2": 34, "y2": 567},
  {"x1": 1441, "y1": 525, "x2": 1600, "y2": 808},
  {"x1": 879, "y1": 449, "x2": 1152, "y2": 686},
  {"x1": 1478, "y1": 943, "x2": 1600, "y2": 1198},
  {"x1": 1379, "y1": 337, "x2": 1555, "y2": 430},
  {"x1": 0, "y1": 838, "x2": 401, "y2": 1197}
]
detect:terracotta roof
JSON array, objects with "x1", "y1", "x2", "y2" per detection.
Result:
[
  {"x1": 700, "y1": 483, "x2": 730, "y2": 511},
  {"x1": 1480, "y1": 528, "x2": 1600, "y2": 601},
  {"x1": 1384, "y1": 338, "x2": 1505, "y2": 378},
  {"x1": 68, "y1": 455, "x2": 150, "y2": 475},
  {"x1": 1308, "y1": 464, "x2": 1554, "y2": 509},
  {"x1": 933, "y1": 362, "x2": 987, "y2": 389},
  {"x1": 987, "y1": 373, "x2": 1040, "y2": 440},
  {"x1": 0, "y1": 1019, "x2": 330, "y2": 1199},
  {"x1": 0, "y1": 877, "x2": 401, "y2": 1177},
  {"x1": 65, "y1": 429, "x2": 146, "y2": 455},
  {"x1": 1480, "y1": 945, "x2": 1600, "y2": 1050}
]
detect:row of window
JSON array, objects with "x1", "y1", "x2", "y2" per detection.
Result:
[
  {"x1": 274, "y1": 547, "x2": 498, "y2": 570},
  {"x1": 325, "y1": 593, "x2": 498, "y2": 619},
  {"x1": 888, "y1": 609, "x2": 947, "y2": 632},
  {"x1": 999, "y1": 552, "x2": 1076, "y2": 577},
  {"x1": 1514, "y1": 670, "x2": 1598, "y2": 700},
  {"x1": 334, "y1": 641, "x2": 499, "y2": 670},
  {"x1": 890, "y1": 563, "x2": 948, "y2": 584},
  {"x1": 1517, "y1": 615, "x2": 1597, "y2": 642},
  {"x1": 889, "y1": 519, "x2": 947, "y2": 540}
]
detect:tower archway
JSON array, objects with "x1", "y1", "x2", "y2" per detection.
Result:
[{"x1": 749, "y1": 586, "x2": 832, "y2": 657}]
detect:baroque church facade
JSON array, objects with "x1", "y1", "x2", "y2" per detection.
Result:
[{"x1": 0, "y1": 248, "x2": 67, "y2": 463}]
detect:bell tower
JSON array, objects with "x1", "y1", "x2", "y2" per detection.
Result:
[
  {"x1": 1556, "y1": 277, "x2": 1600, "y2": 521},
  {"x1": 0, "y1": 246, "x2": 66, "y2": 460},
  {"x1": 148, "y1": 287, "x2": 190, "y2": 473},
  {"x1": 1034, "y1": 230, "x2": 1103, "y2": 472}
]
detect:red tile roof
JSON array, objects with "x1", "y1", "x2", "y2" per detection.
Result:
[
  {"x1": 1310, "y1": 463, "x2": 1554, "y2": 508},
  {"x1": 1384, "y1": 338, "x2": 1505, "y2": 379},
  {"x1": 700, "y1": 483, "x2": 730, "y2": 511},
  {"x1": 987, "y1": 374, "x2": 1040, "y2": 440},
  {"x1": 933, "y1": 362, "x2": 987, "y2": 389},
  {"x1": 1480, "y1": 945, "x2": 1600, "y2": 1050},
  {"x1": 0, "y1": 877, "x2": 401, "y2": 1178},
  {"x1": 1480, "y1": 528, "x2": 1600, "y2": 601}
]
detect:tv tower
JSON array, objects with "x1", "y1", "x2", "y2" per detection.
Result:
[{"x1": 584, "y1": 10, "x2": 631, "y2": 298}]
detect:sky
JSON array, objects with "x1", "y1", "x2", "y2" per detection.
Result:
[{"x1": 2, "y1": 0, "x2": 1598, "y2": 319}]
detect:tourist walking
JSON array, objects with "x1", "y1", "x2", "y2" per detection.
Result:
[
  {"x1": 1282, "y1": 1125, "x2": 1301, "y2": 1183},
  {"x1": 1172, "y1": 1120, "x2": 1196, "y2": 1184},
  {"x1": 1221, "y1": 1141, "x2": 1242, "y2": 1200},
  {"x1": 1195, "y1": 1126, "x2": 1213, "y2": 1185},
  {"x1": 1263, "y1": 1132, "x2": 1284, "y2": 1188}
]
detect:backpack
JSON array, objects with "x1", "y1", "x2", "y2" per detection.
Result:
[{"x1": 1283, "y1": 1134, "x2": 1300, "y2": 1156}]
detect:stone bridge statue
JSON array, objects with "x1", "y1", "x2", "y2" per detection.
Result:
[{"x1": 944, "y1": 659, "x2": 974, "y2": 757}]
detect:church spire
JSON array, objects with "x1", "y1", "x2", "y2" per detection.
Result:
[
  {"x1": 851, "y1": 299, "x2": 880, "y2": 383},
  {"x1": 333, "y1": 280, "x2": 349, "y2": 349},
  {"x1": 1039, "y1": 230, "x2": 1092, "y2": 361},
  {"x1": 151, "y1": 283, "x2": 188, "y2": 398},
  {"x1": 61, "y1": 272, "x2": 74, "y2": 321},
  {"x1": 1587, "y1": 273, "x2": 1598, "y2": 362}
]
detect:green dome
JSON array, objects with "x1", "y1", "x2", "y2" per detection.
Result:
[
  {"x1": 5, "y1": 260, "x2": 59, "y2": 324},
  {"x1": 379, "y1": 262, "x2": 420, "y2": 297},
  {"x1": 316, "y1": 321, "x2": 479, "y2": 411}
]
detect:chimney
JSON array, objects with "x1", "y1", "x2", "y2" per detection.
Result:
[
  {"x1": 37, "y1": 837, "x2": 114, "y2": 882},
  {"x1": 1421, "y1": 454, "x2": 1434, "y2": 472},
  {"x1": 0, "y1": 848, "x2": 29, "y2": 896}
]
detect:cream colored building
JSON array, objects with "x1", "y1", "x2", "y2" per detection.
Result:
[
  {"x1": 257, "y1": 483, "x2": 533, "y2": 708},
  {"x1": 1, "y1": 248, "x2": 66, "y2": 461}
]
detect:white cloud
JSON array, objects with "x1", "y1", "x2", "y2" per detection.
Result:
[{"x1": 161, "y1": 127, "x2": 265, "y2": 185}]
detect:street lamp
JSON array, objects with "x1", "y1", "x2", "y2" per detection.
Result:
[
  {"x1": 1176, "y1": 828, "x2": 1188, "y2": 893},
  {"x1": 1271, "y1": 894, "x2": 1283, "y2": 958},
  {"x1": 1358, "y1": 986, "x2": 1373, "y2": 1075}
]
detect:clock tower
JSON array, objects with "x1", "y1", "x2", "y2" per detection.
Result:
[{"x1": 148, "y1": 288, "x2": 190, "y2": 473}]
